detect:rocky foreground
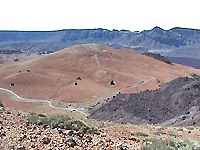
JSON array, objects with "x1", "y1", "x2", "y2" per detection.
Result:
[{"x1": 0, "y1": 105, "x2": 144, "y2": 150}]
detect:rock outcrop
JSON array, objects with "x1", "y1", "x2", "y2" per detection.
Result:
[{"x1": 90, "y1": 75, "x2": 200, "y2": 126}]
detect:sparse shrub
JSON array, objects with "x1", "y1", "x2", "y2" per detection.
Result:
[
  {"x1": 141, "y1": 138, "x2": 173, "y2": 150},
  {"x1": 87, "y1": 126, "x2": 100, "y2": 135},
  {"x1": 49, "y1": 114, "x2": 72, "y2": 129},
  {"x1": 26, "y1": 112, "x2": 38, "y2": 124},
  {"x1": 132, "y1": 131, "x2": 148, "y2": 137},
  {"x1": 145, "y1": 137, "x2": 156, "y2": 143},
  {"x1": 186, "y1": 127, "x2": 194, "y2": 130},
  {"x1": 168, "y1": 131, "x2": 182, "y2": 137},
  {"x1": 176, "y1": 128, "x2": 184, "y2": 131},
  {"x1": 71, "y1": 120, "x2": 89, "y2": 133},
  {"x1": 153, "y1": 129, "x2": 166, "y2": 135},
  {"x1": 96, "y1": 101, "x2": 100, "y2": 105},
  {"x1": 170, "y1": 139, "x2": 200, "y2": 150},
  {"x1": 195, "y1": 133, "x2": 200, "y2": 137},
  {"x1": 158, "y1": 127, "x2": 165, "y2": 130},
  {"x1": 141, "y1": 138, "x2": 200, "y2": 150},
  {"x1": 38, "y1": 116, "x2": 49, "y2": 126},
  {"x1": 25, "y1": 113, "x2": 99, "y2": 134}
]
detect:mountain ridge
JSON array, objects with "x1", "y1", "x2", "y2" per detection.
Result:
[{"x1": 0, "y1": 27, "x2": 199, "y2": 56}]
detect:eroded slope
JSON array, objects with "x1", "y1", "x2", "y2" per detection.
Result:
[{"x1": 90, "y1": 75, "x2": 200, "y2": 126}]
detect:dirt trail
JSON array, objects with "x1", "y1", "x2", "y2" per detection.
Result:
[
  {"x1": 0, "y1": 87, "x2": 87, "y2": 116},
  {"x1": 120, "y1": 77, "x2": 156, "y2": 92},
  {"x1": 0, "y1": 46, "x2": 157, "y2": 114},
  {"x1": 94, "y1": 50, "x2": 156, "y2": 92}
]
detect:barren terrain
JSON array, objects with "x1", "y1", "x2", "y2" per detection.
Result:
[
  {"x1": 0, "y1": 43, "x2": 200, "y2": 114},
  {"x1": 1, "y1": 43, "x2": 200, "y2": 149},
  {"x1": 90, "y1": 75, "x2": 200, "y2": 126}
]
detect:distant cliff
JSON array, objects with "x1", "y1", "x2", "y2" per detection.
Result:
[{"x1": 0, "y1": 27, "x2": 199, "y2": 58}]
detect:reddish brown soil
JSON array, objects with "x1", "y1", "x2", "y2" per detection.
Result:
[
  {"x1": 0, "y1": 43, "x2": 199, "y2": 110},
  {"x1": 0, "y1": 53, "x2": 41, "y2": 64}
]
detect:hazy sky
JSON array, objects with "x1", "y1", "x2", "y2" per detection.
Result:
[{"x1": 1, "y1": 0, "x2": 199, "y2": 31}]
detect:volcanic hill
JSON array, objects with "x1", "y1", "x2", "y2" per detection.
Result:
[
  {"x1": 0, "y1": 43, "x2": 200, "y2": 111},
  {"x1": 90, "y1": 74, "x2": 200, "y2": 126}
]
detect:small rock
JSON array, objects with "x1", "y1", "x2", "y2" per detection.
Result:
[
  {"x1": 129, "y1": 137, "x2": 140, "y2": 142},
  {"x1": 0, "y1": 103, "x2": 3, "y2": 107},
  {"x1": 38, "y1": 113, "x2": 47, "y2": 117},
  {"x1": 86, "y1": 136, "x2": 93, "y2": 143},
  {"x1": 66, "y1": 138, "x2": 76, "y2": 148},
  {"x1": 1, "y1": 131, "x2": 6, "y2": 136},
  {"x1": 9, "y1": 145, "x2": 15, "y2": 150},
  {"x1": 101, "y1": 134, "x2": 106, "y2": 137},
  {"x1": 6, "y1": 111, "x2": 12, "y2": 114},
  {"x1": 43, "y1": 137, "x2": 51, "y2": 144},
  {"x1": 58, "y1": 128, "x2": 63, "y2": 134},
  {"x1": 105, "y1": 138, "x2": 112, "y2": 142},
  {"x1": 19, "y1": 137, "x2": 24, "y2": 142},
  {"x1": 17, "y1": 145, "x2": 25, "y2": 150},
  {"x1": 182, "y1": 116, "x2": 187, "y2": 120},
  {"x1": 76, "y1": 131, "x2": 84, "y2": 138},
  {"x1": 118, "y1": 143, "x2": 128, "y2": 150},
  {"x1": 64, "y1": 130, "x2": 74, "y2": 136}
]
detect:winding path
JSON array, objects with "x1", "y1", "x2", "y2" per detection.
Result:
[
  {"x1": 0, "y1": 87, "x2": 87, "y2": 115},
  {"x1": 93, "y1": 50, "x2": 156, "y2": 92},
  {"x1": 120, "y1": 77, "x2": 156, "y2": 92},
  {"x1": 0, "y1": 48, "x2": 157, "y2": 115}
]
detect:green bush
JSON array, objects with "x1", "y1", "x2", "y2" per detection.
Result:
[
  {"x1": 49, "y1": 114, "x2": 72, "y2": 129},
  {"x1": 39, "y1": 116, "x2": 49, "y2": 126},
  {"x1": 25, "y1": 113, "x2": 99, "y2": 134},
  {"x1": 132, "y1": 131, "x2": 148, "y2": 137},
  {"x1": 141, "y1": 138, "x2": 200, "y2": 150},
  {"x1": 153, "y1": 130, "x2": 166, "y2": 135},
  {"x1": 26, "y1": 112, "x2": 38, "y2": 123},
  {"x1": 168, "y1": 131, "x2": 182, "y2": 137},
  {"x1": 195, "y1": 133, "x2": 200, "y2": 137},
  {"x1": 176, "y1": 128, "x2": 184, "y2": 131},
  {"x1": 141, "y1": 138, "x2": 173, "y2": 150},
  {"x1": 186, "y1": 127, "x2": 194, "y2": 130},
  {"x1": 145, "y1": 137, "x2": 156, "y2": 143}
]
